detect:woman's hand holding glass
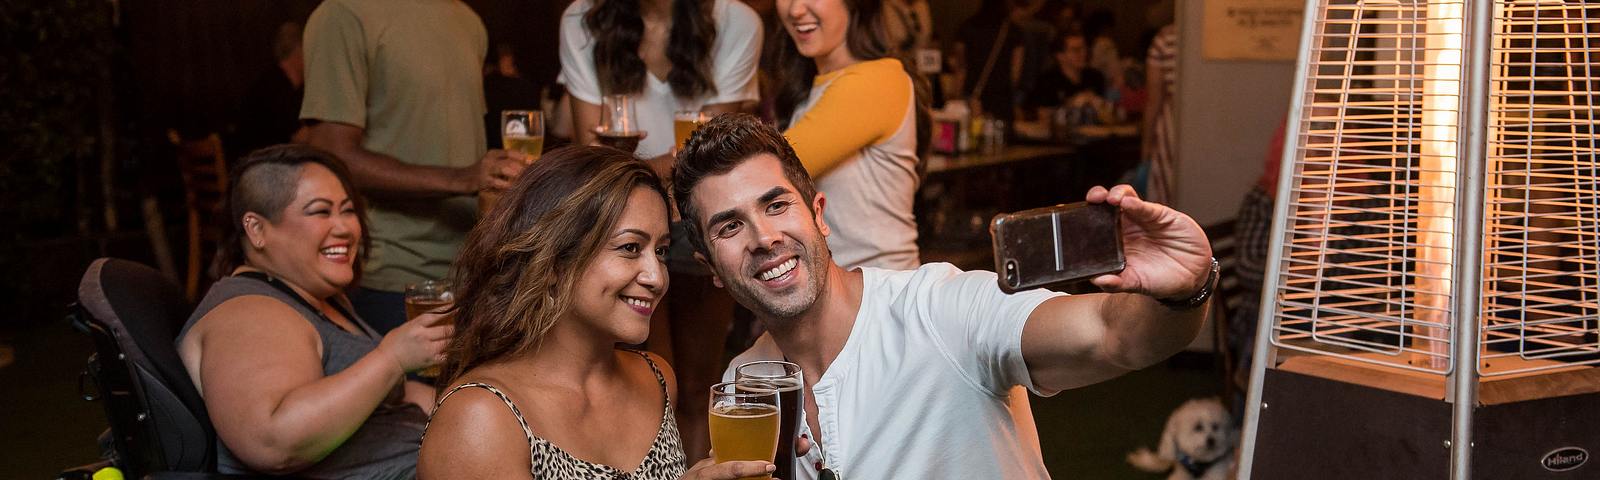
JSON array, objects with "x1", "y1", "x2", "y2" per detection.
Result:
[
  {"x1": 376, "y1": 309, "x2": 454, "y2": 373},
  {"x1": 679, "y1": 457, "x2": 776, "y2": 480}
]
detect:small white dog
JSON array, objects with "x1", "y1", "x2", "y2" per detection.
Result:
[{"x1": 1127, "y1": 397, "x2": 1239, "y2": 480}]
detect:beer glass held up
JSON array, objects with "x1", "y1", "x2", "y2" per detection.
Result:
[
  {"x1": 404, "y1": 280, "x2": 454, "y2": 378},
  {"x1": 708, "y1": 381, "x2": 780, "y2": 480},
  {"x1": 735, "y1": 361, "x2": 803, "y2": 480},
  {"x1": 482, "y1": 110, "x2": 543, "y2": 214},
  {"x1": 673, "y1": 110, "x2": 711, "y2": 150}
]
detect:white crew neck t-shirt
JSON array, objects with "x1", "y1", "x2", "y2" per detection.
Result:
[
  {"x1": 557, "y1": 0, "x2": 762, "y2": 159},
  {"x1": 724, "y1": 263, "x2": 1066, "y2": 479}
]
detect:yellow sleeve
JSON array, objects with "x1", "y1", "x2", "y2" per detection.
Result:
[{"x1": 783, "y1": 59, "x2": 913, "y2": 178}]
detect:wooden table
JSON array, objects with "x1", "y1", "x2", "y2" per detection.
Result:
[{"x1": 924, "y1": 144, "x2": 1077, "y2": 174}]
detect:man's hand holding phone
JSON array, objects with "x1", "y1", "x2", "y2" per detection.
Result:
[{"x1": 1082, "y1": 185, "x2": 1213, "y2": 301}]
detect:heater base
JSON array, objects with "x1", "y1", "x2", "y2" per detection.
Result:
[{"x1": 1251, "y1": 368, "x2": 1599, "y2": 479}]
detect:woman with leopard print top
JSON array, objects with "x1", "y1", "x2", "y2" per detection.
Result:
[{"x1": 417, "y1": 146, "x2": 777, "y2": 480}]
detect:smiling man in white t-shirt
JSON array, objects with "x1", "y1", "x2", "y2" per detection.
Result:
[{"x1": 673, "y1": 114, "x2": 1216, "y2": 479}]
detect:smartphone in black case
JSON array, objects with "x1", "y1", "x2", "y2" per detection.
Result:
[{"x1": 991, "y1": 201, "x2": 1126, "y2": 293}]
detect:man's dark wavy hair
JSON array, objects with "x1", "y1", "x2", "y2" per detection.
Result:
[{"x1": 673, "y1": 113, "x2": 817, "y2": 264}]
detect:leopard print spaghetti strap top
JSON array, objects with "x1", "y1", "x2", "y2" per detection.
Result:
[{"x1": 426, "y1": 350, "x2": 687, "y2": 479}]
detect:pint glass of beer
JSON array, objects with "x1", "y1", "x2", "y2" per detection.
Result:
[
  {"x1": 483, "y1": 110, "x2": 544, "y2": 214},
  {"x1": 708, "y1": 381, "x2": 780, "y2": 480},
  {"x1": 673, "y1": 110, "x2": 711, "y2": 150},
  {"x1": 735, "y1": 361, "x2": 803, "y2": 480},
  {"x1": 404, "y1": 280, "x2": 454, "y2": 378}
]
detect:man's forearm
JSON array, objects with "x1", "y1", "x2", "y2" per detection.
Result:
[
  {"x1": 316, "y1": 141, "x2": 468, "y2": 198},
  {"x1": 1099, "y1": 292, "x2": 1207, "y2": 370}
]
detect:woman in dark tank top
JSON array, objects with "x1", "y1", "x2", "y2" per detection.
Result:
[{"x1": 175, "y1": 145, "x2": 453, "y2": 479}]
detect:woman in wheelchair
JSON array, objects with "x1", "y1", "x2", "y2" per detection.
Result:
[{"x1": 176, "y1": 145, "x2": 450, "y2": 479}]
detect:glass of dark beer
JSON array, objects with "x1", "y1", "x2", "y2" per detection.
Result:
[
  {"x1": 735, "y1": 361, "x2": 803, "y2": 480},
  {"x1": 597, "y1": 94, "x2": 643, "y2": 153}
]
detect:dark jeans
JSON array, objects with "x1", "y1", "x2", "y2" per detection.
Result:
[{"x1": 348, "y1": 287, "x2": 407, "y2": 336}]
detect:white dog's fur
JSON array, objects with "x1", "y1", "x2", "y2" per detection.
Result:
[{"x1": 1127, "y1": 397, "x2": 1239, "y2": 480}]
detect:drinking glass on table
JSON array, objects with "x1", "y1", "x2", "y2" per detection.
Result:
[
  {"x1": 404, "y1": 280, "x2": 454, "y2": 378},
  {"x1": 735, "y1": 361, "x2": 803, "y2": 480},
  {"x1": 709, "y1": 381, "x2": 780, "y2": 480},
  {"x1": 482, "y1": 110, "x2": 544, "y2": 213},
  {"x1": 674, "y1": 110, "x2": 711, "y2": 150},
  {"x1": 597, "y1": 95, "x2": 643, "y2": 154}
]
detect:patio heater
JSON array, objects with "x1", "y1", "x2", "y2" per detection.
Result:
[{"x1": 1238, "y1": 0, "x2": 1600, "y2": 479}]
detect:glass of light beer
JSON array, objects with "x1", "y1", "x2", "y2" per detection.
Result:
[
  {"x1": 482, "y1": 110, "x2": 544, "y2": 214},
  {"x1": 597, "y1": 94, "x2": 643, "y2": 154},
  {"x1": 735, "y1": 361, "x2": 803, "y2": 480},
  {"x1": 709, "y1": 381, "x2": 780, "y2": 480},
  {"x1": 674, "y1": 110, "x2": 711, "y2": 150},
  {"x1": 404, "y1": 280, "x2": 455, "y2": 378}
]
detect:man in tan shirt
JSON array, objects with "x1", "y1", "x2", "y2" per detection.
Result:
[{"x1": 301, "y1": 0, "x2": 526, "y2": 332}]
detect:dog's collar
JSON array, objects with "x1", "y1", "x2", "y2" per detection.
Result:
[{"x1": 1175, "y1": 446, "x2": 1232, "y2": 478}]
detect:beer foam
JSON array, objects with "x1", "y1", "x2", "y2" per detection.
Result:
[{"x1": 711, "y1": 404, "x2": 779, "y2": 419}]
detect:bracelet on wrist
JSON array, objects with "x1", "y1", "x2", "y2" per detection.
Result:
[{"x1": 1157, "y1": 257, "x2": 1219, "y2": 310}]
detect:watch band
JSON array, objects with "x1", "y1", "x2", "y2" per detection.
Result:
[{"x1": 1158, "y1": 257, "x2": 1219, "y2": 310}]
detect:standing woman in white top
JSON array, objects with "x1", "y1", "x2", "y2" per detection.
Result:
[{"x1": 558, "y1": 0, "x2": 763, "y2": 166}]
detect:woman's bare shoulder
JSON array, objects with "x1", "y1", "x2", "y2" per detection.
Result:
[
  {"x1": 419, "y1": 381, "x2": 535, "y2": 479},
  {"x1": 189, "y1": 295, "x2": 319, "y2": 348}
]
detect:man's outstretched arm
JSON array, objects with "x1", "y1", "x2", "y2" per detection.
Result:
[{"x1": 1020, "y1": 185, "x2": 1214, "y2": 392}]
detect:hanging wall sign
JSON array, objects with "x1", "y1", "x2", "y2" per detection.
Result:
[{"x1": 1201, "y1": 0, "x2": 1305, "y2": 60}]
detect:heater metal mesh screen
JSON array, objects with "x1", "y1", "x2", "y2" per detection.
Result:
[
  {"x1": 1480, "y1": 0, "x2": 1600, "y2": 376},
  {"x1": 1272, "y1": 0, "x2": 1466, "y2": 374}
]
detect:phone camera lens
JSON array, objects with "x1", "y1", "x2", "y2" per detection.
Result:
[{"x1": 1004, "y1": 260, "x2": 1018, "y2": 286}]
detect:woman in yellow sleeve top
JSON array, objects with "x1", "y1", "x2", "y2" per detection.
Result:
[{"x1": 768, "y1": 0, "x2": 930, "y2": 271}]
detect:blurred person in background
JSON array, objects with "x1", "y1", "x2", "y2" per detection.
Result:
[
  {"x1": 1083, "y1": 9, "x2": 1121, "y2": 86},
  {"x1": 482, "y1": 41, "x2": 545, "y2": 149},
  {"x1": 1135, "y1": 0, "x2": 1177, "y2": 203},
  {"x1": 301, "y1": 0, "x2": 528, "y2": 334},
  {"x1": 417, "y1": 146, "x2": 774, "y2": 480},
  {"x1": 177, "y1": 145, "x2": 452, "y2": 479},
  {"x1": 883, "y1": 0, "x2": 932, "y2": 53},
  {"x1": 231, "y1": 22, "x2": 310, "y2": 159},
  {"x1": 1038, "y1": 0, "x2": 1081, "y2": 35},
  {"x1": 1011, "y1": 0, "x2": 1056, "y2": 107},
  {"x1": 1020, "y1": 30, "x2": 1105, "y2": 121},
  {"x1": 954, "y1": 0, "x2": 1024, "y2": 122},
  {"x1": 556, "y1": 0, "x2": 764, "y2": 462},
  {"x1": 1228, "y1": 118, "x2": 1287, "y2": 419},
  {"x1": 1140, "y1": 21, "x2": 1177, "y2": 204}
]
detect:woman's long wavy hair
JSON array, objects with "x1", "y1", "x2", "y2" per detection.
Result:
[
  {"x1": 211, "y1": 145, "x2": 371, "y2": 285},
  {"x1": 439, "y1": 146, "x2": 670, "y2": 387},
  {"x1": 586, "y1": 0, "x2": 718, "y2": 99},
  {"x1": 767, "y1": 0, "x2": 931, "y2": 159}
]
